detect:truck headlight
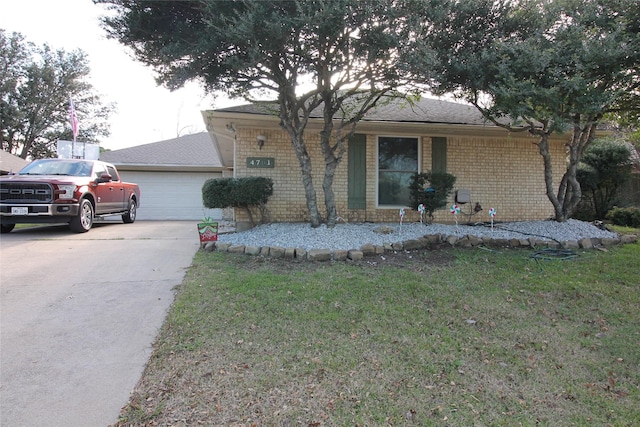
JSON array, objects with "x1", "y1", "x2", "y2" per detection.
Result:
[{"x1": 56, "y1": 184, "x2": 76, "y2": 199}]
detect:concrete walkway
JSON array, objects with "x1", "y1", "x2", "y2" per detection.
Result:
[{"x1": 0, "y1": 221, "x2": 200, "y2": 426}]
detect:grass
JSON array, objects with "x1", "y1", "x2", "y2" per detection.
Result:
[{"x1": 114, "y1": 236, "x2": 640, "y2": 426}]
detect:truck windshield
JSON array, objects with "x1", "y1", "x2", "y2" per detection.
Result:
[{"x1": 19, "y1": 160, "x2": 93, "y2": 177}]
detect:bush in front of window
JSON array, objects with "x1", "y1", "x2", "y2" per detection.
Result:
[
  {"x1": 409, "y1": 171, "x2": 456, "y2": 223},
  {"x1": 202, "y1": 177, "x2": 274, "y2": 226}
]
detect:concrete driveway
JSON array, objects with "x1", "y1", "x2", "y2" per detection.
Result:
[{"x1": 0, "y1": 221, "x2": 200, "y2": 426}]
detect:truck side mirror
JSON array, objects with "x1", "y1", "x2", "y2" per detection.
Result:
[{"x1": 97, "y1": 173, "x2": 113, "y2": 183}]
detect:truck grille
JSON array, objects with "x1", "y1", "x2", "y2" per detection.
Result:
[{"x1": 0, "y1": 183, "x2": 54, "y2": 203}]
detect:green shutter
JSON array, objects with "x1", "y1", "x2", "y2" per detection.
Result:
[
  {"x1": 348, "y1": 134, "x2": 367, "y2": 209},
  {"x1": 432, "y1": 137, "x2": 447, "y2": 173}
]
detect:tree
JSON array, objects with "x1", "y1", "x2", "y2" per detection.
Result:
[
  {"x1": 99, "y1": 0, "x2": 418, "y2": 227},
  {"x1": 577, "y1": 138, "x2": 634, "y2": 219},
  {"x1": 0, "y1": 30, "x2": 114, "y2": 159},
  {"x1": 415, "y1": 0, "x2": 640, "y2": 221}
]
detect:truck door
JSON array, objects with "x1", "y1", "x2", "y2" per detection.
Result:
[
  {"x1": 105, "y1": 165, "x2": 126, "y2": 210},
  {"x1": 92, "y1": 163, "x2": 119, "y2": 213}
]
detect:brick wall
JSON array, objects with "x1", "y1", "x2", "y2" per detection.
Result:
[{"x1": 232, "y1": 127, "x2": 566, "y2": 224}]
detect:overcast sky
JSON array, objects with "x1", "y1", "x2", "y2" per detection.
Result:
[{"x1": 0, "y1": 0, "x2": 241, "y2": 151}]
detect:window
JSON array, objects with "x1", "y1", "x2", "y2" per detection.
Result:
[
  {"x1": 93, "y1": 163, "x2": 106, "y2": 180},
  {"x1": 106, "y1": 165, "x2": 120, "y2": 181},
  {"x1": 378, "y1": 136, "x2": 419, "y2": 206}
]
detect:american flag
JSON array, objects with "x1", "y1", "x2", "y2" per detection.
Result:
[{"x1": 69, "y1": 98, "x2": 79, "y2": 142}]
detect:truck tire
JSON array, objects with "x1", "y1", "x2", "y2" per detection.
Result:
[
  {"x1": 122, "y1": 199, "x2": 137, "y2": 224},
  {"x1": 1, "y1": 224, "x2": 15, "y2": 233},
  {"x1": 69, "y1": 199, "x2": 94, "y2": 233}
]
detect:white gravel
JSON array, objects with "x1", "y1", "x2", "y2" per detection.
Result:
[{"x1": 217, "y1": 219, "x2": 618, "y2": 251}]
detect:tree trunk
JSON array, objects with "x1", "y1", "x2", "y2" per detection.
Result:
[
  {"x1": 295, "y1": 136, "x2": 323, "y2": 227},
  {"x1": 284, "y1": 129, "x2": 323, "y2": 227},
  {"x1": 242, "y1": 205, "x2": 255, "y2": 227},
  {"x1": 278, "y1": 88, "x2": 324, "y2": 227},
  {"x1": 536, "y1": 121, "x2": 597, "y2": 222},
  {"x1": 322, "y1": 157, "x2": 339, "y2": 226},
  {"x1": 561, "y1": 144, "x2": 582, "y2": 221},
  {"x1": 536, "y1": 133, "x2": 566, "y2": 221},
  {"x1": 318, "y1": 107, "x2": 350, "y2": 228}
]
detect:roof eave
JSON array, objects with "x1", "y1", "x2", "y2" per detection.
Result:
[{"x1": 204, "y1": 110, "x2": 522, "y2": 138}]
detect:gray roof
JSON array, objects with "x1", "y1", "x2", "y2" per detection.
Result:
[
  {"x1": 216, "y1": 96, "x2": 492, "y2": 126},
  {"x1": 0, "y1": 151, "x2": 29, "y2": 174},
  {"x1": 100, "y1": 132, "x2": 224, "y2": 168}
]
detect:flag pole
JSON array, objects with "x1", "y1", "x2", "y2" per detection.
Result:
[{"x1": 69, "y1": 97, "x2": 79, "y2": 158}]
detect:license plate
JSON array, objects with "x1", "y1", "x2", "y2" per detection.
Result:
[{"x1": 11, "y1": 207, "x2": 29, "y2": 215}]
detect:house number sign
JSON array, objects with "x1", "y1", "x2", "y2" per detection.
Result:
[{"x1": 246, "y1": 157, "x2": 275, "y2": 168}]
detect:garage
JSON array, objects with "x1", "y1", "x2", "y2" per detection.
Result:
[
  {"x1": 100, "y1": 132, "x2": 231, "y2": 221},
  {"x1": 119, "y1": 170, "x2": 223, "y2": 220}
]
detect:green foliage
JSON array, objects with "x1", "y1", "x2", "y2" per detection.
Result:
[
  {"x1": 202, "y1": 177, "x2": 274, "y2": 207},
  {"x1": 577, "y1": 139, "x2": 634, "y2": 219},
  {"x1": 201, "y1": 177, "x2": 234, "y2": 209},
  {"x1": 425, "y1": 0, "x2": 639, "y2": 131},
  {"x1": 202, "y1": 177, "x2": 274, "y2": 225},
  {"x1": 413, "y1": 0, "x2": 640, "y2": 221},
  {"x1": 100, "y1": 0, "x2": 408, "y2": 99},
  {"x1": 0, "y1": 30, "x2": 114, "y2": 159},
  {"x1": 607, "y1": 207, "x2": 640, "y2": 228},
  {"x1": 409, "y1": 171, "x2": 456, "y2": 222}
]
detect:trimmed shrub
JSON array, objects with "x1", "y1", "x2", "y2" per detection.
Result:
[
  {"x1": 409, "y1": 171, "x2": 456, "y2": 223},
  {"x1": 202, "y1": 177, "x2": 274, "y2": 225}
]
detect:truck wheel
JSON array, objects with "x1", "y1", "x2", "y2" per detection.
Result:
[
  {"x1": 1, "y1": 224, "x2": 15, "y2": 233},
  {"x1": 69, "y1": 199, "x2": 94, "y2": 233},
  {"x1": 122, "y1": 199, "x2": 137, "y2": 224}
]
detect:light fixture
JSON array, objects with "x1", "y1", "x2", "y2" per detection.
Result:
[{"x1": 257, "y1": 134, "x2": 266, "y2": 149}]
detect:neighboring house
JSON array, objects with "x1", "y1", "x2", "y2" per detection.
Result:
[
  {"x1": 0, "y1": 151, "x2": 29, "y2": 175},
  {"x1": 100, "y1": 132, "x2": 232, "y2": 221},
  {"x1": 203, "y1": 97, "x2": 574, "y2": 227}
]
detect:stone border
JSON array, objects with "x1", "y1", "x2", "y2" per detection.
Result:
[{"x1": 201, "y1": 233, "x2": 638, "y2": 262}]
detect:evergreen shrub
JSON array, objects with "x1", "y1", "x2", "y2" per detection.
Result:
[
  {"x1": 606, "y1": 207, "x2": 640, "y2": 228},
  {"x1": 202, "y1": 177, "x2": 273, "y2": 225}
]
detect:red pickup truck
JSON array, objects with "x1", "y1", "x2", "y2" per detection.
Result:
[{"x1": 0, "y1": 159, "x2": 140, "y2": 233}]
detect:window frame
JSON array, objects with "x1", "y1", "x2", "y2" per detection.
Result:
[{"x1": 376, "y1": 135, "x2": 421, "y2": 208}]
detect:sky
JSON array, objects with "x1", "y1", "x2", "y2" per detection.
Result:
[{"x1": 0, "y1": 0, "x2": 241, "y2": 151}]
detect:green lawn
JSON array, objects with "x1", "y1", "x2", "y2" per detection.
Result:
[{"x1": 115, "y1": 235, "x2": 640, "y2": 426}]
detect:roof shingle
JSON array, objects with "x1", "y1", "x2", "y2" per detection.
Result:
[
  {"x1": 100, "y1": 132, "x2": 224, "y2": 167},
  {"x1": 0, "y1": 151, "x2": 29, "y2": 174},
  {"x1": 215, "y1": 96, "x2": 491, "y2": 126}
]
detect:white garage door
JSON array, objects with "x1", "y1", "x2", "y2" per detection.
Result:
[{"x1": 119, "y1": 171, "x2": 223, "y2": 220}]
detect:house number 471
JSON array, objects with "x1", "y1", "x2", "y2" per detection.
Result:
[{"x1": 246, "y1": 157, "x2": 275, "y2": 168}]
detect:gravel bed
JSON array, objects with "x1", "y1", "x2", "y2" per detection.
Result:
[{"x1": 217, "y1": 219, "x2": 618, "y2": 251}]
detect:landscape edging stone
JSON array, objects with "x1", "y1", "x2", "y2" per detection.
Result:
[{"x1": 201, "y1": 234, "x2": 637, "y2": 262}]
